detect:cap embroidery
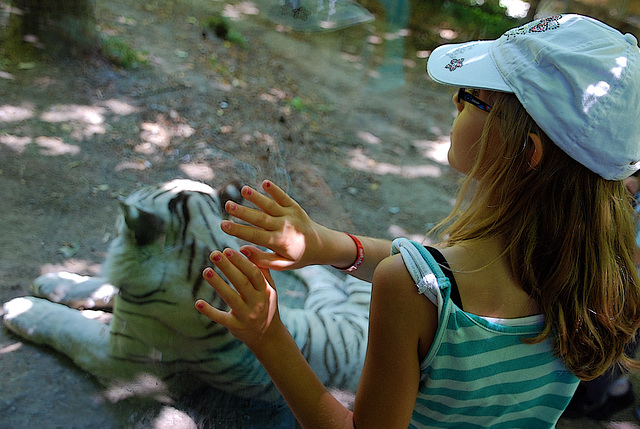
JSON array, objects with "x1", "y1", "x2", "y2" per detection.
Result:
[
  {"x1": 504, "y1": 15, "x2": 562, "y2": 40},
  {"x1": 445, "y1": 58, "x2": 464, "y2": 71}
]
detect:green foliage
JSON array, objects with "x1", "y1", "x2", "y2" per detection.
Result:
[
  {"x1": 100, "y1": 36, "x2": 149, "y2": 69},
  {"x1": 0, "y1": 15, "x2": 28, "y2": 62},
  {"x1": 288, "y1": 96, "x2": 306, "y2": 112},
  {"x1": 407, "y1": 0, "x2": 524, "y2": 51},
  {"x1": 443, "y1": 0, "x2": 521, "y2": 39},
  {"x1": 202, "y1": 15, "x2": 230, "y2": 39},
  {"x1": 0, "y1": 55, "x2": 9, "y2": 72},
  {"x1": 226, "y1": 29, "x2": 248, "y2": 46},
  {"x1": 284, "y1": 96, "x2": 333, "y2": 115},
  {"x1": 202, "y1": 15, "x2": 247, "y2": 46}
]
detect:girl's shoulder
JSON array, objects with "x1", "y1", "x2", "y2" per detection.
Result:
[
  {"x1": 391, "y1": 237, "x2": 539, "y2": 319},
  {"x1": 372, "y1": 252, "x2": 439, "y2": 359},
  {"x1": 372, "y1": 252, "x2": 425, "y2": 299}
]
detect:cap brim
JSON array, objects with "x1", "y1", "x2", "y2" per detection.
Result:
[{"x1": 427, "y1": 40, "x2": 513, "y2": 93}]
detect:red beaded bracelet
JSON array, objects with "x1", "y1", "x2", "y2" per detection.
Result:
[{"x1": 332, "y1": 233, "x2": 365, "y2": 272}]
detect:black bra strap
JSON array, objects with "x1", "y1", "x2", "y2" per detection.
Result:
[{"x1": 425, "y1": 247, "x2": 463, "y2": 310}]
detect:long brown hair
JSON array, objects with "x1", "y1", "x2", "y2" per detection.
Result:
[{"x1": 437, "y1": 92, "x2": 640, "y2": 380}]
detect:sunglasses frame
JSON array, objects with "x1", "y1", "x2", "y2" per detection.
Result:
[{"x1": 458, "y1": 88, "x2": 492, "y2": 112}]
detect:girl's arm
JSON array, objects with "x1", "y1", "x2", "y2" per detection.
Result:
[
  {"x1": 353, "y1": 254, "x2": 437, "y2": 427},
  {"x1": 220, "y1": 180, "x2": 391, "y2": 282},
  {"x1": 196, "y1": 248, "x2": 355, "y2": 427},
  {"x1": 195, "y1": 249, "x2": 436, "y2": 428}
]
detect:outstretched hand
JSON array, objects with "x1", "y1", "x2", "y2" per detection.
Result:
[
  {"x1": 220, "y1": 180, "x2": 332, "y2": 270},
  {"x1": 195, "y1": 248, "x2": 280, "y2": 350}
]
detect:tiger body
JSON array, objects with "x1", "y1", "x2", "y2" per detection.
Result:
[{"x1": 3, "y1": 180, "x2": 370, "y2": 403}]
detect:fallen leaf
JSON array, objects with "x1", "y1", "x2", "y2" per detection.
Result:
[
  {"x1": 58, "y1": 242, "x2": 80, "y2": 258},
  {"x1": 0, "y1": 71, "x2": 15, "y2": 80},
  {"x1": 174, "y1": 49, "x2": 188, "y2": 59}
]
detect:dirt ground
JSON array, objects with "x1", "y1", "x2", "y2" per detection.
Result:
[{"x1": 1, "y1": 0, "x2": 640, "y2": 427}]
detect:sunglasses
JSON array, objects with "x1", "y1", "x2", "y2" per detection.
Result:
[{"x1": 458, "y1": 88, "x2": 492, "y2": 112}]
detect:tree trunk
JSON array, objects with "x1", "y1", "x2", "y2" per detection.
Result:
[
  {"x1": 5, "y1": 0, "x2": 99, "y2": 54},
  {"x1": 525, "y1": 0, "x2": 542, "y2": 21}
]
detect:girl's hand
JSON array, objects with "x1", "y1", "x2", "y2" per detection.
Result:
[
  {"x1": 195, "y1": 248, "x2": 280, "y2": 350},
  {"x1": 221, "y1": 180, "x2": 333, "y2": 270}
]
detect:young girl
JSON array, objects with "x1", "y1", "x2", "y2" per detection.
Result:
[{"x1": 195, "y1": 15, "x2": 640, "y2": 427}]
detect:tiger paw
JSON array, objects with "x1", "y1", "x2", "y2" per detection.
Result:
[
  {"x1": 3, "y1": 296, "x2": 49, "y2": 339},
  {"x1": 32, "y1": 272, "x2": 117, "y2": 309}
]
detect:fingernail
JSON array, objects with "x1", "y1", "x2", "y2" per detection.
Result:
[
  {"x1": 244, "y1": 187, "x2": 253, "y2": 196},
  {"x1": 227, "y1": 202, "x2": 237, "y2": 211},
  {"x1": 224, "y1": 248, "x2": 234, "y2": 257},
  {"x1": 204, "y1": 268, "x2": 214, "y2": 278},
  {"x1": 264, "y1": 180, "x2": 271, "y2": 188},
  {"x1": 211, "y1": 252, "x2": 222, "y2": 262},
  {"x1": 240, "y1": 247, "x2": 250, "y2": 257},
  {"x1": 221, "y1": 220, "x2": 231, "y2": 230},
  {"x1": 195, "y1": 300, "x2": 205, "y2": 309}
]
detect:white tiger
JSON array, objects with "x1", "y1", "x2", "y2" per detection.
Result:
[{"x1": 3, "y1": 179, "x2": 370, "y2": 405}]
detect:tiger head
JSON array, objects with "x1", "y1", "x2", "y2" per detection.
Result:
[{"x1": 103, "y1": 179, "x2": 242, "y2": 312}]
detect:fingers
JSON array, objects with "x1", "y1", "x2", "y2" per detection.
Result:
[
  {"x1": 197, "y1": 249, "x2": 270, "y2": 325},
  {"x1": 224, "y1": 201, "x2": 280, "y2": 233},
  {"x1": 195, "y1": 299, "x2": 235, "y2": 326},
  {"x1": 221, "y1": 180, "x2": 300, "y2": 248},
  {"x1": 260, "y1": 266, "x2": 276, "y2": 287},
  {"x1": 200, "y1": 264, "x2": 246, "y2": 315},
  {"x1": 219, "y1": 180, "x2": 307, "y2": 269},
  {"x1": 223, "y1": 195, "x2": 279, "y2": 233},
  {"x1": 260, "y1": 180, "x2": 296, "y2": 208},
  {"x1": 239, "y1": 182, "x2": 289, "y2": 216},
  {"x1": 220, "y1": 219, "x2": 274, "y2": 248},
  {"x1": 239, "y1": 245, "x2": 295, "y2": 270},
  {"x1": 227, "y1": 180, "x2": 297, "y2": 216},
  {"x1": 210, "y1": 249, "x2": 268, "y2": 293}
]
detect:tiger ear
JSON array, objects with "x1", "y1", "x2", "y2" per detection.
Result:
[
  {"x1": 217, "y1": 181, "x2": 244, "y2": 212},
  {"x1": 118, "y1": 201, "x2": 166, "y2": 246}
]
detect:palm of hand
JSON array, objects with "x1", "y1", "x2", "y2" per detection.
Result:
[
  {"x1": 196, "y1": 249, "x2": 282, "y2": 352},
  {"x1": 222, "y1": 181, "x2": 327, "y2": 270}
]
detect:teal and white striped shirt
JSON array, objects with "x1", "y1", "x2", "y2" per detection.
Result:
[{"x1": 392, "y1": 238, "x2": 579, "y2": 428}]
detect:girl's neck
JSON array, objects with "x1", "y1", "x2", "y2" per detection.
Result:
[{"x1": 438, "y1": 239, "x2": 539, "y2": 319}]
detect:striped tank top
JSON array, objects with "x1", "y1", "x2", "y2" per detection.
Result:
[{"x1": 392, "y1": 238, "x2": 579, "y2": 428}]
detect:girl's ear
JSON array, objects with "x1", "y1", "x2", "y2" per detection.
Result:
[{"x1": 527, "y1": 133, "x2": 543, "y2": 171}]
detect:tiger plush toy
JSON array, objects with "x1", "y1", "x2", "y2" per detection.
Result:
[{"x1": 3, "y1": 180, "x2": 370, "y2": 405}]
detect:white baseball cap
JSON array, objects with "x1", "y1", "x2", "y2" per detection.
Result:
[{"x1": 427, "y1": 14, "x2": 640, "y2": 180}]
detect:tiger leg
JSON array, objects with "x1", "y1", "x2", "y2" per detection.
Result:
[
  {"x1": 278, "y1": 266, "x2": 371, "y2": 393},
  {"x1": 280, "y1": 305, "x2": 368, "y2": 393},
  {"x1": 292, "y1": 265, "x2": 371, "y2": 312},
  {"x1": 32, "y1": 272, "x2": 118, "y2": 309},
  {"x1": 292, "y1": 265, "x2": 351, "y2": 311},
  {"x1": 342, "y1": 275, "x2": 372, "y2": 308},
  {"x1": 3, "y1": 296, "x2": 117, "y2": 379},
  {"x1": 4, "y1": 297, "x2": 206, "y2": 400}
]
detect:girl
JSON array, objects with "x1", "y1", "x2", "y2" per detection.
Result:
[{"x1": 195, "y1": 15, "x2": 640, "y2": 427}]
